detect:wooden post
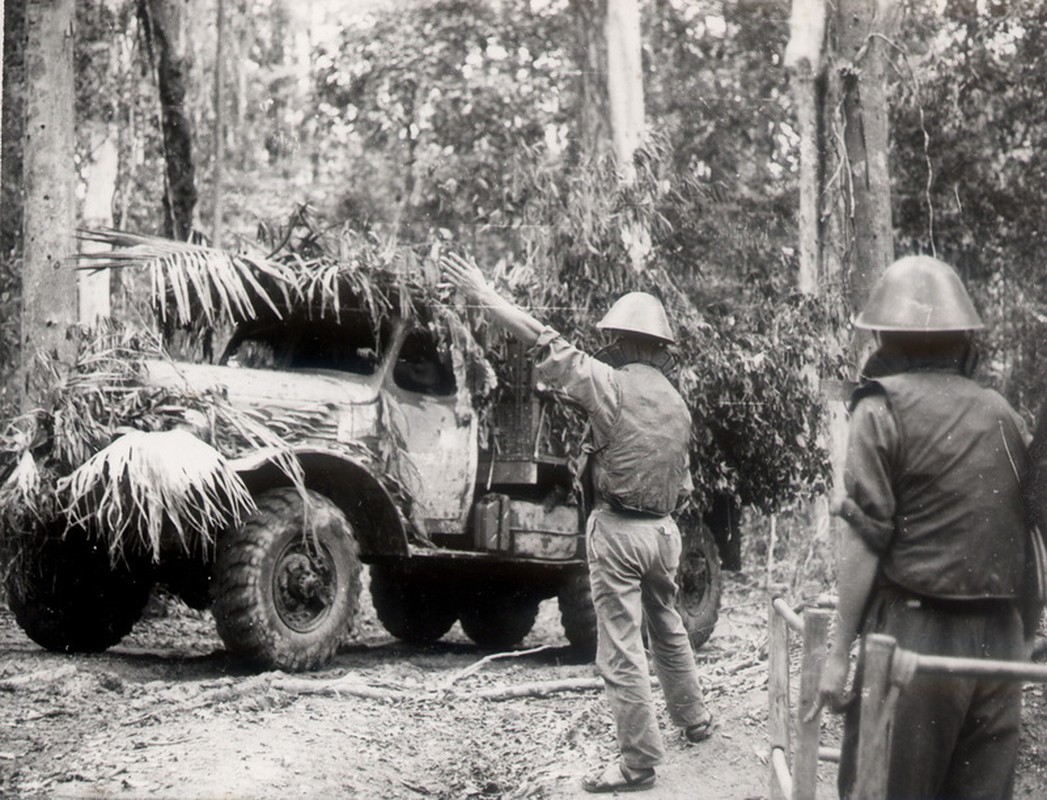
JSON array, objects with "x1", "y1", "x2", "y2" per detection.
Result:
[
  {"x1": 854, "y1": 633, "x2": 895, "y2": 800},
  {"x1": 768, "y1": 599, "x2": 791, "y2": 800},
  {"x1": 794, "y1": 609, "x2": 831, "y2": 799}
]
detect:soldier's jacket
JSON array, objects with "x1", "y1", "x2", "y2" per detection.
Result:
[
  {"x1": 531, "y1": 326, "x2": 692, "y2": 516},
  {"x1": 838, "y1": 369, "x2": 1028, "y2": 600}
]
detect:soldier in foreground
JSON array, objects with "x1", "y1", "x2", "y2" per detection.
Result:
[
  {"x1": 441, "y1": 253, "x2": 713, "y2": 794},
  {"x1": 816, "y1": 255, "x2": 1035, "y2": 799}
]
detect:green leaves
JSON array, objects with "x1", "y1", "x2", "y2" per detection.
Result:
[{"x1": 891, "y1": 0, "x2": 1047, "y2": 416}]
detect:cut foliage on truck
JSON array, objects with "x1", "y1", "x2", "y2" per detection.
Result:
[{"x1": 0, "y1": 219, "x2": 722, "y2": 672}]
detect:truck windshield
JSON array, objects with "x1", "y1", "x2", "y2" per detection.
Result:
[{"x1": 221, "y1": 316, "x2": 383, "y2": 376}]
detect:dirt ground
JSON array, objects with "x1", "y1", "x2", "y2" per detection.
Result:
[{"x1": 1, "y1": 570, "x2": 1047, "y2": 800}]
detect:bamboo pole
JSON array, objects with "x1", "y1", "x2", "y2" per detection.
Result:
[
  {"x1": 819, "y1": 746, "x2": 841, "y2": 762},
  {"x1": 914, "y1": 654, "x2": 1047, "y2": 682},
  {"x1": 773, "y1": 596, "x2": 804, "y2": 633},
  {"x1": 768, "y1": 599, "x2": 791, "y2": 800},
  {"x1": 772, "y1": 747, "x2": 794, "y2": 800},
  {"x1": 794, "y1": 609, "x2": 830, "y2": 798},
  {"x1": 854, "y1": 633, "x2": 895, "y2": 800}
]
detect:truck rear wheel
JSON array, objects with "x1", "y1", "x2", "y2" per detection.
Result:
[
  {"x1": 213, "y1": 488, "x2": 362, "y2": 672},
  {"x1": 459, "y1": 586, "x2": 540, "y2": 650},
  {"x1": 675, "y1": 517, "x2": 722, "y2": 650},
  {"x1": 6, "y1": 526, "x2": 153, "y2": 653},
  {"x1": 369, "y1": 563, "x2": 458, "y2": 643},
  {"x1": 557, "y1": 571, "x2": 597, "y2": 661}
]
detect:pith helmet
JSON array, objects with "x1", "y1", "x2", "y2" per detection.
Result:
[
  {"x1": 855, "y1": 255, "x2": 984, "y2": 332},
  {"x1": 596, "y1": 292, "x2": 675, "y2": 343}
]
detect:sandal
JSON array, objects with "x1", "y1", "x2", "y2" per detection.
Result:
[
  {"x1": 684, "y1": 709, "x2": 715, "y2": 743},
  {"x1": 582, "y1": 762, "x2": 656, "y2": 793}
]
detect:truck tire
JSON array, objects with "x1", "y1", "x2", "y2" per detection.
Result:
[
  {"x1": 6, "y1": 527, "x2": 153, "y2": 653},
  {"x1": 213, "y1": 488, "x2": 362, "y2": 672},
  {"x1": 557, "y1": 570, "x2": 597, "y2": 661},
  {"x1": 675, "y1": 517, "x2": 722, "y2": 650},
  {"x1": 459, "y1": 586, "x2": 540, "y2": 650},
  {"x1": 369, "y1": 563, "x2": 458, "y2": 644}
]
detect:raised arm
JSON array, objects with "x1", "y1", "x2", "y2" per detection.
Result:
[{"x1": 440, "y1": 253, "x2": 543, "y2": 346}]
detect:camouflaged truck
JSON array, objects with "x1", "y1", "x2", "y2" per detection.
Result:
[{"x1": 7, "y1": 298, "x2": 722, "y2": 672}]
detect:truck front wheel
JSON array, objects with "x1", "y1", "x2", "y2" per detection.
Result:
[
  {"x1": 6, "y1": 526, "x2": 153, "y2": 653},
  {"x1": 213, "y1": 488, "x2": 362, "y2": 672}
]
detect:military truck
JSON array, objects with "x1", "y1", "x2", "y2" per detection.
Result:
[{"x1": 6, "y1": 285, "x2": 721, "y2": 672}]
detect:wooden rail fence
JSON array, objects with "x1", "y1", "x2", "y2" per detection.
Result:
[
  {"x1": 768, "y1": 596, "x2": 1047, "y2": 799},
  {"x1": 768, "y1": 597, "x2": 835, "y2": 800}
]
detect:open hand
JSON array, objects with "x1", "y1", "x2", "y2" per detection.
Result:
[{"x1": 440, "y1": 252, "x2": 489, "y2": 301}]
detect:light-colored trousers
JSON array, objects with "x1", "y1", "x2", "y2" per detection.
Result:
[{"x1": 587, "y1": 506, "x2": 709, "y2": 769}]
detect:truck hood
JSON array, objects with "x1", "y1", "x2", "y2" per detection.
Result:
[{"x1": 143, "y1": 360, "x2": 381, "y2": 407}]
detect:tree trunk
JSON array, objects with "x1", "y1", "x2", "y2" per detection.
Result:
[
  {"x1": 785, "y1": 0, "x2": 827, "y2": 294},
  {"x1": 1, "y1": 0, "x2": 5, "y2": 186},
  {"x1": 22, "y1": 0, "x2": 77, "y2": 404},
  {"x1": 80, "y1": 127, "x2": 118, "y2": 324},
  {"x1": 604, "y1": 0, "x2": 649, "y2": 271},
  {"x1": 605, "y1": 0, "x2": 644, "y2": 182},
  {"x1": 2, "y1": 0, "x2": 25, "y2": 259},
  {"x1": 568, "y1": 0, "x2": 609, "y2": 166},
  {"x1": 234, "y1": 2, "x2": 248, "y2": 169},
  {"x1": 819, "y1": 0, "x2": 901, "y2": 572},
  {"x1": 211, "y1": 0, "x2": 225, "y2": 246},
  {"x1": 137, "y1": 0, "x2": 198, "y2": 241},
  {"x1": 835, "y1": 0, "x2": 901, "y2": 315}
]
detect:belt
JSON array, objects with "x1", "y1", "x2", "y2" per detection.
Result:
[
  {"x1": 594, "y1": 500, "x2": 668, "y2": 520},
  {"x1": 883, "y1": 581, "x2": 1015, "y2": 614}
]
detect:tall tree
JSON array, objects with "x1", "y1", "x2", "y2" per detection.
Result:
[
  {"x1": 605, "y1": 0, "x2": 643, "y2": 179},
  {"x1": 2, "y1": 0, "x2": 25, "y2": 260},
  {"x1": 79, "y1": 132, "x2": 117, "y2": 324},
  {"x1": 785, "y1": 0, "x2": 826, "y2": 294},
  {"x1": 22, "y1": 0, "x2": 77, "y2": 402},
  {"x1": 137, "y1": 0, "x2": 198, "y2": 240},
  {"x1": 833, "y1": 0, "x2": 901, "y2": 320},
  {"x1": 211, "y1": 0, "x2": 226, "y2": 246},
  {"x1": 1, "y1": 0, "x2": 5, "y2": 184},
  {"x1": 1, "y1": 1, "x2": 25, "y2": 414},
  {"x1": 569, "y1": 0, "x2": 610, "y2": 165},
  {"x1": 605, "y1": 0, "x2": 649, "y2": 270}
]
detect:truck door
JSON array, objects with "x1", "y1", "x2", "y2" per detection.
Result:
[{"x1": 382, "y1": 324, "x2": 477, "y2": 536}]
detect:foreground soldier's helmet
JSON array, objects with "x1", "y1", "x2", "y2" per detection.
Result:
[
  {"x1": 596, "y1": 292, "x2": 676, "y2": 344},
  {"x1": 855, "y1": 255, "x2": 984, "y2": 332}
]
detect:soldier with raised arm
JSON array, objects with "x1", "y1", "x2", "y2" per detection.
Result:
[{"x1": 441, "y1": 253, "x2": 713, "y2": 794}]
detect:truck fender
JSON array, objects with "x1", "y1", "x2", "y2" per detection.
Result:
[{"x1": 230, "y1": 447, "x2": 411, "y2": 557}]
